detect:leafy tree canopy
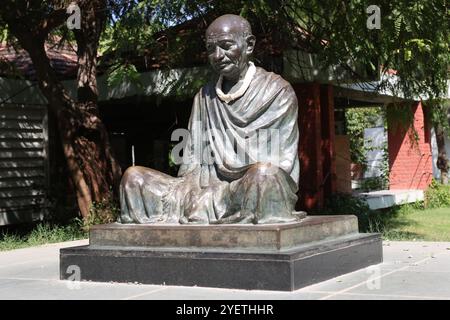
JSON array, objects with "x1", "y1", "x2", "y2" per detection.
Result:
[{"x1": 1, "y1": 1, "x2": 448, "y2": 101}]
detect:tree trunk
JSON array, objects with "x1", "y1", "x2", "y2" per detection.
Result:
[
  {"x1": 435, "y1": 123, "x2": 449, "y2": 184},
  {"x1": 72, "y1": 0, "x2": 122, "y2": 211},
  {"x1": 20, "y1": 38, "x2": 96, "y2": 218},
  {"x1": 26, "y1": 41, "x2": 121, "y2": 219},
  {"x1": 5, "y1": 0, "x2": 122, "y2": 220}
]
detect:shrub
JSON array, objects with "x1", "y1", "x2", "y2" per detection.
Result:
[
  {"x1": 319, "y1": 193, "x2": 373, "y2": 232},
  {"x1": 319, "y1": 194, "x2": 422, "y2": 237},
  {"x1": 361, "y1": 177, "x2": 386, "y2": 192},
  {"x1": 322, "y1": 193, "x2": 371, "y2": 215},
  {"x1": 425, "y1": 180, "x2": 450, "y2": 208},
  {"x1": 85, "y1": 199, "x2": 120, "y2": 230}
]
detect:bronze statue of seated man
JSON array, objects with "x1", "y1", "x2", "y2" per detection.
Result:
[{"x1": 119, "y1": 14, "x2": 302, "y2": 224}]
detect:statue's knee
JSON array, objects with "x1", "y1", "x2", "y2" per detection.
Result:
[
  {"x1": 121, "y1": 166, "x2": 143, "y2": 187},
  {"x1": 247, "y1": 162, "x2": 281, "y2": 177}
]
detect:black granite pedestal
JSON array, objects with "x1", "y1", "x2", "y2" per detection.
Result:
[{"x1": 60, "y1": 215, "x2": 383, "y2": 291}]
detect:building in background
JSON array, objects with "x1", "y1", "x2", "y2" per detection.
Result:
[{"x1": 1, "y1": 20, "x2": 446, "y2": 224}]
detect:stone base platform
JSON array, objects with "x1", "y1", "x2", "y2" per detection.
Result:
[
  {"x1": 60, "y1": 215, "x2": 383, "y2": 291},
  {"x1": 89, "y1": 215, "x2": 358, "y2": 250}
]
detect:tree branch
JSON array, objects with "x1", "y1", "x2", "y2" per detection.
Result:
[{"x1": 40, "y1": 8, "x2": 69, "y2": 35}]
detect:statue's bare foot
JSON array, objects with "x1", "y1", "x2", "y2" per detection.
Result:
[
  {"x1": 179, "y1": 216, "x2": 189, "y2": 224},
  {"x1": 179, "y1": 215, "x2": 208, "y2": 224}
]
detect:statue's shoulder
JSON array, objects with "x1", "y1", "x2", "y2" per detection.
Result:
[
  {"x1": 197, "y1": 81, "x2": 216, "y2": 99},
  {"x1": 254, "y1": 66, "x2": 294, "y2": 94}
]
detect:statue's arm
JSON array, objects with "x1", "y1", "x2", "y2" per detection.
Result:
[{"x1": 177, "y1": 91, "x2": 202, "y2": 178}]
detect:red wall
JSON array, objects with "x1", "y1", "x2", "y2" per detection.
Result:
[{"x1": 388, "y1": 101, "x2": 433, "y2": 190}]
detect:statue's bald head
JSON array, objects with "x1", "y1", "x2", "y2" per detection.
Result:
[
  {"x1": 205, "y1": 14, "x2": 256, "y2": 81},
  {"x1": 206, "y1": 14, "x2": 253, "y2": 38}
]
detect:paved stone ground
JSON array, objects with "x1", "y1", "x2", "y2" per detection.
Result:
[{"x1": 0, "y1": 239, "x2": 449, "y2": 300}]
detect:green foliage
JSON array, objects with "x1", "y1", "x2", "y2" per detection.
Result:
[
  {"x1": 426, "y1": 99, "x2": 450, "y2": 133},
  {"x1": 379, "y1": 143, "x2": 390, "y2": 188},
  {"x1": 363, "y1": 204, "x2": 423, "y2": 241},
  {"x1": 100, "y1": 1, "x2": 163, "y2": 56},
  {"x1": 25, "y1": 220, "x2": 85, "y2": 245},
  {"x1": 359, "y1": 143, "x2": 389, "y2": 191},
  {"x1": 425, "y1": 180, "x2": 450, "y2": 208},
  {"x1": 319, "y1": 188, "x2": 450, "y2": 241},
  {"x1": 364, "y1": 205, "x2": 450, "y2": 241},
  {"x1": 320, "y1": 193, "x2": 372, "y2": 232},
  {"x1": 360, "y1": 176, "x2": 386, "y2": 192},
  {"x1": 85, "y1": 200, "x2": 120, "y2": 230},
  {"x1": 386, "y1": 103, "x2": 414, "y2": 130},
  {"x1": 323, "y1": 193, "x2": 371, "y2": 215},
  {"x1": 2, "y1": 0, "x2": 448, "y2": 100},
  {"x1": 320, "y1": 193, "x2": 422, "y2": 239},
  {"x1": 107, "y1": 63, "x2": 143, "y2": 90},
  {"x1": 270, "y1": 0, "x2": 449, "y2": 100},
  {"x1": 1, "y1": 0, "x2": 448, "y2": 100},
  {"x1": 0, "y1": 219, "x2": 87, "y2": 251},
  {"x1": 345, "y1": 107, "x2": 384, "y2": 165},
  {"x1": 386, "y1": 102, "x2": 422, "y2": 156}
]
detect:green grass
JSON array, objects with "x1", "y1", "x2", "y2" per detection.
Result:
[
  {"x1": 0, "y1": 220, "x2": 88, "y2": 252},
  {"x1": 364, "y1": 206, "x2": 450, "y2": 241},
  {"x1": 321, "y1": 189, "x2": 450, "y2": 242}
]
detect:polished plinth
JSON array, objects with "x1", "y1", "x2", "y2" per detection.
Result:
[{"x1": 60, "y1": 215, "x2": 382, "y2": 291}]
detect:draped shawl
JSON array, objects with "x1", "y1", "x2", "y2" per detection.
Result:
[{"x1": 178, "y1": 66, "x2": 299, "y2": 189}]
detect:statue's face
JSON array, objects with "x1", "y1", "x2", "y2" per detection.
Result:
[
  {"x1": 206, "y1": 26, "x2": 254, "y2": 80},
  {"x1": 206, "y1": 32, "x2": 246, "y2": 80}
]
